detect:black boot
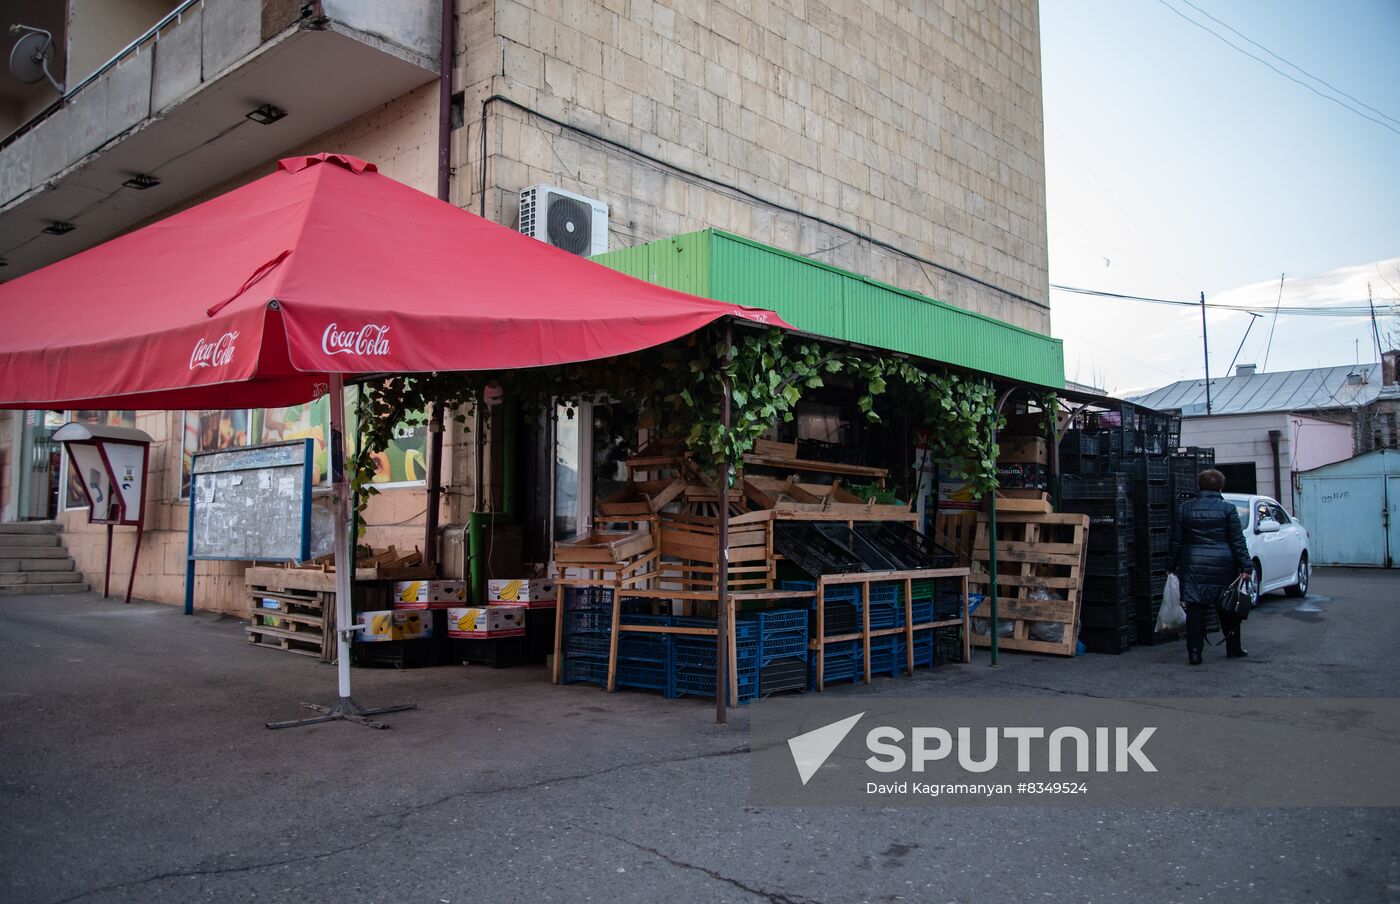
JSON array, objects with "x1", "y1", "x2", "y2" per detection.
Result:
[
  {"x1": 1188, "y1": 649, "x2": 1203, "y2": 665},
  {"x1": 1225, "y1": 632, "x2": 1248, "y2": 658}
]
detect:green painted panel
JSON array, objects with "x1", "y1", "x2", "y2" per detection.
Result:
[{"x1": 593, "y1": 229, "x2": 1064, "y2": 388}]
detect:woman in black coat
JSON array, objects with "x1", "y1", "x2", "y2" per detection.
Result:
[{"x1": 1167, "y1": 469, "x2": 1252, "y2": 665}]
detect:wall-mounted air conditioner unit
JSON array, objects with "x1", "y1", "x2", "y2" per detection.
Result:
[{"x1": 518, "y1": 185, "x2": 608, "y2": 256}]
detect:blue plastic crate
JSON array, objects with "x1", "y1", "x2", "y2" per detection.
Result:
[
  {"x1": 564, "y1": 610, "x2": 614, "y2": 633},
  {"x1": 897, "y1": 600, "x2": 937, "y2": 626},
  {"x1": 562, "y1": 657, "x2": 609, "y2": 686},
  {"x1": 741, "y1": 608, "x2": 809, "y2": 633},
  {"x1": 673, "y1": 665, "x2": 758, "y2": 703},
  {"x1": 868, "y1": 603, "x2": 899, "y2": 630},
  {"x1": 821, "y1": 585, "x2": 861, "y2": 606},
  {"x1": 672, "y1": 616, "x2": 760, "y2": 640},
  {"x1": 621, "y1": 612, "x2": 673, "y2": 627},
  {"x1": 868, "y1": 582, "x2": 902, "y2": 605},
  {"x1": 757, "y1": 628, "x2": 807, "y2": 662},
  {"x1": 616, "y1": 661, "x2": 672, "y2": 696},
  {"x1": 618, "y1": 632, "x2": 669, "y2": 663},
  {"x1": 564, "y1": 586, "x2": 614, "y2": 611},
  {"x1": 672, "y1": 637, "x2": 760, "y2": 669},
  {"x1": 563, "y1": 633, "x2": 612, "y2": 657}
]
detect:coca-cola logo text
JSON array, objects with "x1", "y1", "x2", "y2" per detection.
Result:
[
  {"x1": 322, "y1": 323, "x2": 391, "y2": 357},
  {"x1": 189, "y1": 331, "x2": 240, "y2": 369}
]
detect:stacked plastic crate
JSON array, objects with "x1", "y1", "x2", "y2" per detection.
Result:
[
  {"x1": 1130, "y1": 456, "x2": 1174, "y2": 644},
  {"x1": 560, "y1": 587, "x2": 616, "y2": 687},
  {"x1": 745, "y1": 608, "x2": 809, "y2": 697},
  {"x1": 1060, "y1": 474, "x2": 1136, "y2": 653},
  {"x1": 672, "y1": 616, "x2": 761, "y2": 703}
]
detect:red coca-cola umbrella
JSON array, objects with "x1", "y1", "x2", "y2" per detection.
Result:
[{"x1": 0, "y1": 153, "x2": 788, "y2": 726}]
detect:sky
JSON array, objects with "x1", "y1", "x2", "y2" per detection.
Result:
[{"x1": 1039, "y1": 0, "x2": 1400, "y2": 397}]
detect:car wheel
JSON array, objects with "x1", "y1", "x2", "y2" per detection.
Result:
[
  {"x1": 1284, "y1": 555, "x2": 1309, "y2": 598},
  {"x1": 1248, "y1": 562, "x2": 1262, "y2": 607}
]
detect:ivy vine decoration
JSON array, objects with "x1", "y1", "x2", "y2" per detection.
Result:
[{"x1": 345, "y1": 324, "x2": 1010, "y2": 534}]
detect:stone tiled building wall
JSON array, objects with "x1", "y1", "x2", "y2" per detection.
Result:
[
  {"x1": 455, "y1": 0, "x2": 1050, "y2": 331},
  {"x1": 33, "y1": 0, "x2": 1052, "y2": 611}
]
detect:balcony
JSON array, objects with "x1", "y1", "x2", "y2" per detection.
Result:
[{"x1": 0, "y1": 0, "x2": 440, "y2": 279}]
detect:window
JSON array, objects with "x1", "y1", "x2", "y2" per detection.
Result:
[{"x1": 1268, "y1": 502, "x2": 1291, "y2": 524}]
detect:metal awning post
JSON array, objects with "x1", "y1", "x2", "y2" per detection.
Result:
[
  {"x1": 716, "y1": 321, "x2": 733, "y2": 725},
  {"x1": 985, "y1": 387, "x2": 1020, "y2": 667},
  {"x1": 266, "y1": 373, "x2": 418, "y2": 730}
]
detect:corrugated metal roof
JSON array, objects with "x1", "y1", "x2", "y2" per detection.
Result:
[
  {"x1": 593, "y1": 229, "x2": 1065, "y2": 388},
  {"x1": 1128, "y1": 364, "x2": 1384, "y2": 415}
]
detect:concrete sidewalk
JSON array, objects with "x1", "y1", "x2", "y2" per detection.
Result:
[{"x1": 1, "y1": 568, "x2": 1396, "y2": 903}]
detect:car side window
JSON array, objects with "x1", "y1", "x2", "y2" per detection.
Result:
[{"x1": 1268, "y1": 503, "x2": 1290, "y2": 524}]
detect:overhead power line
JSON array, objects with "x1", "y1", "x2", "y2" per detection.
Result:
[
  {"x1": 1173, "y1": 0, "x2": 1400, "y2": 130},
  {"x1": 1049, "y1": 283, "x2": 1400, "y2": 318},
  {"x1": 1153, "y1": 0, "x2": 1400, "y2": 138}
]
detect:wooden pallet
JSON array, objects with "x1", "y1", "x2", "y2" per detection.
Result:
[
  {"x1": 969, "y1": 511, "x2": 1088, "y2": 657},
  {"x1": 246, "y1": 622, "x2": 323, "y2": 658}
]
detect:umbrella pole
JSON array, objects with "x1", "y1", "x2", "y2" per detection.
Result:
[{"x1": 267, "y1": 374, "x2": 418, "y2": 730}]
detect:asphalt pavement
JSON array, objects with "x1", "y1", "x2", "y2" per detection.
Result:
[{"x1": 1, "y1": 567, "x2": 1397, "y2": 903}]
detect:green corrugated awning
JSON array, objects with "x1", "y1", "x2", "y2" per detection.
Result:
[{"x1": 593, "y1": 229, "x2": 1064, "y2": 389}]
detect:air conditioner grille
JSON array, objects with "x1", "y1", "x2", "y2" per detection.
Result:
[{"x1": 545, "y1": 192, "x2": 593, "y2": 255}]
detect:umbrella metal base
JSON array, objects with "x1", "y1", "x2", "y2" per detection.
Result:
[{"x1": 265, "y1": 696, "x2": 418, "y2": 730}]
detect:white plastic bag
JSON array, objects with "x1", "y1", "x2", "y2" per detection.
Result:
[{"x1": 1157, "y1": 574, "x2": 1185, "y2": 632}]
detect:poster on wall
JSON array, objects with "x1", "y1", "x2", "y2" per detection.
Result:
[
  {"x1": 254, "y1": 399, "x2": 331, "y2": 485},
  {"x1": 181, "y1": 410, "x2": 251, "y2": 498},
  {"x1": 62, "y1": 411, "x2": 137, "y2": 510},
  {"x1": 345, "y1": 387, "x2": 428, "y2": 485}
]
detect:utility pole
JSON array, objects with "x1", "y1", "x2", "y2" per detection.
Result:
[
  {"x1": 1200, "y1": 291, "x2": 1212, "y2": 416},
  {"x1": 1369, "y1": 283, "x2": 1384, "y2": 362}
]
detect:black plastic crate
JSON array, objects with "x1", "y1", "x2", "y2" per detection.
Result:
[
  {"x1": 353, "y1": 639, "x2": 434, "y2": 669},
  {"x1": 1133, "y1": 482, "x2": 1171, "y2": 508},
  {"x1": 853, "y1": 522, "x2": 957, "y2": 569},
  {"x1": 453, "y1": 635, "x2": 526, "y2": 668},
  {"x1": 1062, "y1": 497, "x2": 1132, "y2": 527},
  {"x1": 760, "y1": 657, "x2": 808, "y2": 696},
  {"x1": 773, "y1": 522, "x2": 865, "y2": 575},
  {"x1": 1059, "y1": 474, "x2": 1130, "y2": 501},
  {"x1": 1060, "y1": 430, "x2": 1101, "y2": 456},
  {"x1": 1079, "y1": 601, "x2": 1137, "y2": 629},
  {"x1": 1085, "y1": 553, "x2": 1134, "y2": 579},
  {"x1": 811, "y1": 522, "x2": 907, "y2": 572},
  {"x1": 810, "y1": 601, "x2": 859, "y2": 637},
  {"x1": 1059, "y1": 452, "x2": 1099, "y2": 477},
  {"x1": 934, "y1": 625, "x2": 964, "y2": 664},
  {"x1": 1081, "y1": 626, "x2": 1134, "y2": 654},
  {"x1": 1121, "y1": 457, "x2": 1170, "y2": 483},
  {"x1": 1133, "y1": 568, "x2": 1168, "y2": 597},
  {"x1": 1141, "y1": 526, "x2": 1170, "y2": 555},
  {"x1": 1082, "y1": 573, "x2": 1133, "y2": 604},
  {"x1": 1087, "y1": 526, "x2": 1135, "y2": 555}
]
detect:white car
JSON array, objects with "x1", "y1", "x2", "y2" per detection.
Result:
[{"x1": 1222, "y1": 493, "x2": 1312, "y2": 605}]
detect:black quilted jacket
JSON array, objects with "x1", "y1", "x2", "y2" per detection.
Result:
[{"x1": 1168, "y1": 491, "x2": 1252, "y2": 606}]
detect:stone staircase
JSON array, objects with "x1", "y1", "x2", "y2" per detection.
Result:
[{"x1": 0, "y1": 522, "x2": 90, "y2": 595}]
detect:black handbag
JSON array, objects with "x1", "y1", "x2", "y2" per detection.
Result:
[{"x1": 1216, "y1": 577, "x2": 1253, "y2": 620}]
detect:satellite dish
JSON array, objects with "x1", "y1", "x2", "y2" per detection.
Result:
[{"x1": 8, "y1": 25, "x2": 65, "y2": 94}]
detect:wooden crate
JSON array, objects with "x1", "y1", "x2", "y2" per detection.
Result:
[
  {"x1": 244, "y1": 566, "x2": 388, "y2": 663},
  {"x1": 554, "y1": 528, "x2": 654, "y2": 565},
  {"x1": 969, "y1": 511, "x2": 1088, "y2": 657}
]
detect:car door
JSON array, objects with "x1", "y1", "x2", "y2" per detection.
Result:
[
  {"x1": 1253, "y1": 499, "x2": 1286, "y2": 587},
  {"x1": 1269, "y1": 502, "x2": 1305, "y2": 579}
]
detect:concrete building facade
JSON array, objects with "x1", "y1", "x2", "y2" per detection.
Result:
[{"x1": 1, "y1": 0, "x2": 1052, "y2": 611}]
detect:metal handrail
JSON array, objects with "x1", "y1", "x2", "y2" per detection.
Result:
[{"x1": 0, "y1": 0, "x2": 203, "y2": 152}]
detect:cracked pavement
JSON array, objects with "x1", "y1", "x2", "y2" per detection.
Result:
[{"x1": 1, "y1": 567, "x2": 1397, "y2": 903}]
